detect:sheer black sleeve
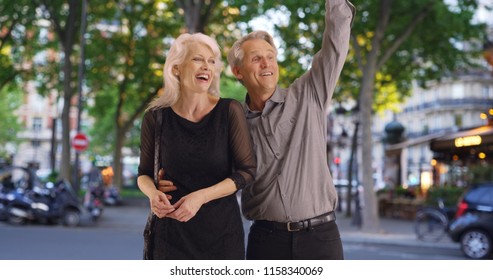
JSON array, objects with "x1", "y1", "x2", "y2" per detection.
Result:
[
  {"x1": 137, "y1": 109, "x2": 156, "y2": 178},
  {"x1": 227, "y1": 100, "x2": 256, "y2": 189}
]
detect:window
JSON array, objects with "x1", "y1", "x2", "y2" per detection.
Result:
[
  {"x1": 452, "y1": 84, "x2": 464, "y2": 99},
  {"x1": 454, "y1": 114, "x2": 463, "y2": 128},
  {"x1": 482, "y1": 85, "x2": 492, "y2": 99},
  {"x1": 32, "y1": 117, "x2": 42, "y2": 132}
]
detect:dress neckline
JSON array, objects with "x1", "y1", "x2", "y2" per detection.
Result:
[{"x1": 170, "y1": 98, "x2": 223, "y2": 124}]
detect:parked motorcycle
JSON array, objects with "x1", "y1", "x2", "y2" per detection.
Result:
[
  {"x1": 103, "y1": 186, "x2": 122, "y2": 206},
  {"x1": 84, "y1": 185, "x2": 104, "y2": 221},
  {"x1": 6, "y1": 180, "x2": 82, "y2": 227},
  {"x1": 1, "y1": 166, "x2": 31, "y2": 222},
  {"x1": 0, "y1": 182, "x2": 15, "y2": 221}
]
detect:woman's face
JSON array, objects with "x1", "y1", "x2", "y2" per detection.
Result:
[{"x1": 176, "y1": 42, "x2": 217, "y2": 94}]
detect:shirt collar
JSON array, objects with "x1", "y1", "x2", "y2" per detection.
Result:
[{"x1": 243, "y1": 86, "x2": 284, "y2": 118}]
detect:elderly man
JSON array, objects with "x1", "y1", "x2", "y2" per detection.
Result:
[{"x1": 227, "y1": 0, "x2": 355, "y2": 260}]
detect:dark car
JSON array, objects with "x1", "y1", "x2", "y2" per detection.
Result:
[{"x1": 447, "y1": 183, "x2": 493, "y2": 259}]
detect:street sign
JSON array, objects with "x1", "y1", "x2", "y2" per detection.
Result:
[{"x1": 72, "y1": 133, "x2": 89, "y2": 152}]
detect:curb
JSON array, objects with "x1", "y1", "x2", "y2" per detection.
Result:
[{"x1": 341, "y1": 232, "x2": 459, "y2": 249}]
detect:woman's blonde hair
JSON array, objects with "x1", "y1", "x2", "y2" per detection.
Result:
[{"x1": 149, "y1": 33, "x2": 223, "y2": 109}]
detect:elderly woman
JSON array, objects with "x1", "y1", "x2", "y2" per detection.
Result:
[{"x1": 137, "y1": 33, "x2": 256, "y2": 260}]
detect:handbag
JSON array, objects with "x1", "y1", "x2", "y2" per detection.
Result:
[{"x1": 143, "y1": 108, "x2": 163, "y2": 260}]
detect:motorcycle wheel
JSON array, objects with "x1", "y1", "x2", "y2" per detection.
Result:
[{"x1": 63, "y1": 209, "x2": 81, "y2": 227}]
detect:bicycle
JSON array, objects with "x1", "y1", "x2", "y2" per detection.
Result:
[{"x1": 414, "y1": 198, "x2": 456, "y2": 242}]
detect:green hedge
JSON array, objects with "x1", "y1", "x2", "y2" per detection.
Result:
[{"x1": 424, "y1": 186, "x2": 465, "y2": 207}]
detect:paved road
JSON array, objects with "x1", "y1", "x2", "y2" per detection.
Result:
[
  {"x1": 0, "y1": 199, "x2": 467, "y2": 260},
  {"x1": 0, "y1": 201, "x2": 148, "y2": 260}
]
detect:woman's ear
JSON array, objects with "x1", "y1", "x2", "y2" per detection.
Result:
[{"x1": 173, "y1": 65, "x2": 180, "y2": 76}]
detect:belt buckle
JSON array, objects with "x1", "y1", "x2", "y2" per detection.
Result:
[{"x1": 287, "y1": 222, "x2": 301, "y2": 232}]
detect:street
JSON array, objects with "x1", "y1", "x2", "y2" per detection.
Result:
[
  {"x1": 0, "y1": 203, "x2": 147, "y2": 260},
  {"x1": 0, "y1": 201, "x2": 468, "y2": 260}
]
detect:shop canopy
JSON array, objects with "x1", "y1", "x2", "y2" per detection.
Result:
[{"x1": 430, "y1": 125, "x2": 493, "y2": 152}]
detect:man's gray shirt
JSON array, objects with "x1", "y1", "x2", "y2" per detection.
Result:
[{"x1": 242, "y1": 0, "x2": 355, "y2": 222}]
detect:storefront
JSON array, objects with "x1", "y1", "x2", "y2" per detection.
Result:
[{"x1": 430, "y1": 125, "x2": 493, "y2": 186}]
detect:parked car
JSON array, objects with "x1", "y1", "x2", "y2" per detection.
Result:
[{"x1": 447, "y1": 182, "x2": 493, "y2": 259}]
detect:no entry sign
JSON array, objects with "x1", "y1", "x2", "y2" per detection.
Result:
[{"x1": 72, "y1": 133, "x2": 89, "y2": 152}]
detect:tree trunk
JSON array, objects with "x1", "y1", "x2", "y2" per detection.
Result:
[
  {"x1": 44, "y1": 0, "x2": 80, "y2": 188},
  {"x1": 359, "y1": 68, "x2": 381, "y2": 233},
  {"x1": 345, "y1": 121, "x2": 359, "y2": 217},
  {"x1": 113, "y1": 129, "x2": 125, "y2": 191},
  {"x1": 177, "y1": 0, "x2": 217, "y2": 33}
]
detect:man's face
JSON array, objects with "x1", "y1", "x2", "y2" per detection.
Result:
[{"x1": 233, "y1": 39, "x2": 279, "y2": 95}]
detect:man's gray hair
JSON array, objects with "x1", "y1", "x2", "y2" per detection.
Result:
[{"x1": 227, "y1": 30, "x2": 277, "y2": 70}]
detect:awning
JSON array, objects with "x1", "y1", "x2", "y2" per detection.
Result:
[
  {"x1": 430, "y1": 125, "x2": 493, "y2": 151},
  {"x1": 385, "y1": 132, "x2": 446, "y2": 155}
]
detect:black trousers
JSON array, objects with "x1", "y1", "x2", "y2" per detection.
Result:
[{"x1": 246, "y1": 220, "x2": 344, "y2": 260}]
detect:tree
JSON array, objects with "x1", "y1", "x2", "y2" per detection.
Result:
[
  {"x1": 83, "y1": 1, "x2": 181, "y2": 190},
  {"x1": 0, "y1": 0, "x2": 51, "y2": 163},
  {"x1": 0, "y1": 86, "x2": 22, "y2": 159},
  {"x1": 37, "y1": 0, "x2": 82, "y2": 183},
  {"x1": 352, "y1": 0, "x2": 485, "y2": 233},
  {"x1": 0, "y1": 0, "x2": 37, "y2": 91},
  {"x1": 260, "y1": 0, "x2": 486, "y2": 232},
  {"x1": 84, "y1": 0, "x2": 265, "y2": 190}
]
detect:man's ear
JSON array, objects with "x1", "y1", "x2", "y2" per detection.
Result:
[{"x1": 232, "y1": 66, "x2": 243, "y2": 80}]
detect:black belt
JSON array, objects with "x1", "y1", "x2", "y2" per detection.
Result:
[{"x1": 254, "y1": 212, "x2": 336, "y2": 232}]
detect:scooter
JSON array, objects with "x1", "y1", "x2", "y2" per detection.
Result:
[
  {"x1": 6, "y1": 180, "x2": 82, "y2": 227},
  {"x1": 103, "y1": 186, "x2": 122, "y2": 206},
  {"x1": 84, "y1": 184, "x2": 104, "y2": 221},
  {"x1": 0, "y1": 183, "x2": 15, "y2": 221}
]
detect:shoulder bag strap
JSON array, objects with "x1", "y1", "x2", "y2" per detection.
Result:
[{"x1": 153, "y1": 108, "x2": 163, "y2": 188}]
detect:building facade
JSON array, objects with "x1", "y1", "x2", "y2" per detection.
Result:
[{"x1": 379, "y1": 71, "x2": 493, "y2": 191}]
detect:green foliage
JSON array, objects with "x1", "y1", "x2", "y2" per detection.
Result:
[
  {"x1": 266, "y1": 0, "x2": 486, "y2": 112},
  {"x1": 0, "y1": 85, "x2": 23, "y2": 156},
  {"x1": 220, "y1": 76, "x2": 246, "y2": 102},
  {"x1": 425, "y1": 186, "x2": 465, "y2": 207},
  {"x1": 469, "y1": 164, "x2": 493, "y2": 184},
  {"x1": 84, "y1": 1, "x2": 182, "y2": 159},
  {"x1": 42, "y1": 171, "x2": 60, "y2": 184}
]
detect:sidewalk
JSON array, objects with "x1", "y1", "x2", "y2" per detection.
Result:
[{"x1": 335, "y1": 210, "x2": 459, "y2": 249}]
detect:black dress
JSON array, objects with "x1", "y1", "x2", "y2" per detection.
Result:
[{"x1": 138, "y1": 98, "x2": 256, "y2": 259}]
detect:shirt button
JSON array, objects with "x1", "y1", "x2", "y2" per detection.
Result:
[{"x1": 275, "y1": 153, "x2": 280, "y2": 157}]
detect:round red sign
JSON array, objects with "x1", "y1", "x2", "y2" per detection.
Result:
[{"x1": 72, "y1": 133, "x2": 89, "y2": 152}]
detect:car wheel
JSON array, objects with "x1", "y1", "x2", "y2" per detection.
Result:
[
  {"x1": 63, "y1": 209, "x2": 80, "y2": 227},
  {"x1": 460, "y1": 229, "x2": 492, "y2": 259}
]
